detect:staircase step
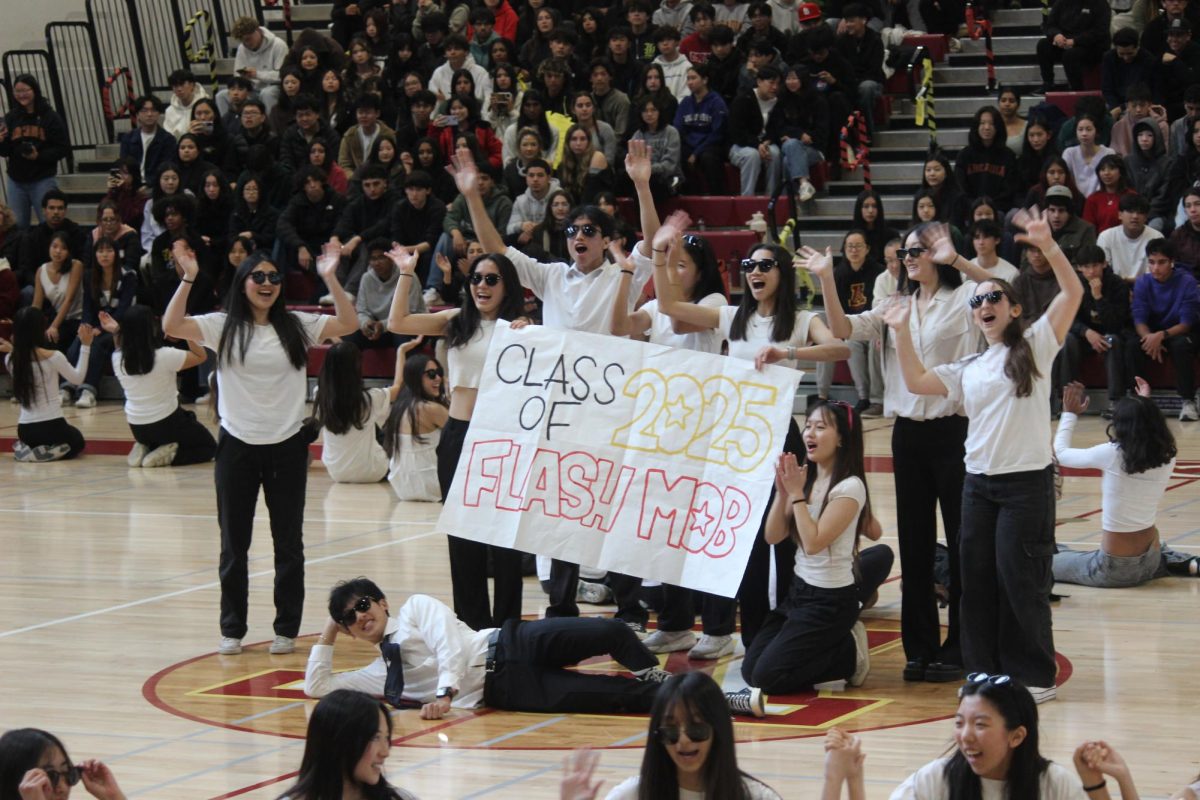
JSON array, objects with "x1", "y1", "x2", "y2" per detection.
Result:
[
  {"x1": 57, "y1": 173, "x2": 111, "y2": 193},
  {"x1": 825, "y1": 179, "x2": 922, "y2": 196},
  {"x1": 264, "y1": 3, "x2": 333, "y2": 23},
  {"x1": 895, "y1": 94, "x2": 1042, "y2": 116},
  {"x1": 807, "y1": 195, "x2": 913, "y2": 217},
  {"x1": 960, "y1": 35, "x2": 1042, "y2": 55},
  {"x1": 991, "y1": 7, "x2": 1046, "y2": 25},
  {"x1": 933, "y1": 64, "x2": 1057, "y2": 85},
  {"x1": 872, "y1": 128, "x2": 967, "y2": 148}
]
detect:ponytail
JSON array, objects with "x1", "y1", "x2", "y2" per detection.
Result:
[{"x1": 992, "y1": 279, "x2": 1040, "y2": 398}]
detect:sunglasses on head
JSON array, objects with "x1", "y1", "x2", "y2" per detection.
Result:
[
  {"x1": 40, "y1": 766, "x2": 81, "y2": 789},
  {"x1": 896, "y1": 247, "x2": 927, "y2": 260},
  {"x1": 959, "y1": 672, "x2": 1013, "y2": 697},
  {"x1": 656, "y1": 721, "x2": 714, "y2": 745},
  {"x1": 968, "y1": 289, "x2": 1006, "y2": 309},
  {"x1": 470, "y1": 272, "x2": 501, "y2": 286},
  {"x1": 682, "y1": 234, "x2": 704, "y2": 247},
  {"x1": 424, "y1": 367, "x2": 444, "y2": 379},
  {"x1": 337, "y1": 596, "x2": 375, "y2": 627},
  {"x1": 249, "y1": 270, "x2": 283, "y2": 285},
  {"x1": 740, "y1": 258, "x2": 778, "y2": 274},
  {"x1": 565, "y1": 223, "x2": 600, "y2": 238}
]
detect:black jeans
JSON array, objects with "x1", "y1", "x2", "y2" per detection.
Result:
[
  {"x1": 1036, "y1": 39, "x2": 1105, "y2": 89},
  {"x1": 1138, "y1": 332, "x2": 1194, "y2": 399},
  {"x1": 657, "y1": 585, "x2": 737, "y2": 636},
  {"x1": 438, "y1": 417, "x2": 525, "y2": 630},
  {"x1": 893, "y1": 415, "x2": 967, "y2": 664},
  {"x1": 1062, "y1": 329, "x2": 1139, "y2": 400},
  {"x1": 17, "y1": 418, "x2": 85, "y2": 458},
  {"x1": 740, "y1": 577, "x2": 860, "y2": 693},
  {"x1": 960, "y1": 465, "x2": 1058, "y2": 688},
  {"x1": 214, "y1": 428, "x2": 308, "y2": 639},
  {"x1": 129, "y1": 406, "x2": 216, "y2": 465},
  {"x1": 484, "y1": 617, "x2": 661, "y2": 713}
]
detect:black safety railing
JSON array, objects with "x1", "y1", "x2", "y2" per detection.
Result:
[
  {"x1": 2, "y1": 49, "x2": 73, "y2": 171},
  {"x1": 86, "y1": 0, "x2": 151, "y2": 99},
  {"x1": 173, "y1": 0, "x2": 231, "y2": 60},
  {"x1": 46, "y1": 22, "x2": 111, "y2": 169},
  {"x1": 220, "y1": 0, "x2": 264, "y2": 34},
  {"x1": 131, "y1": 0, "x2": 189, "y2": 92}
]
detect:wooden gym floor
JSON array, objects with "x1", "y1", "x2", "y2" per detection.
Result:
[{"x1": 0, "y1": 400, "x2": 1198, "y2": 799}]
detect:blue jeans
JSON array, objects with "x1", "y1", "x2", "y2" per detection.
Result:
[
  {"x1": 960, "y1": 465, "x2": 1058, "y2": 688},
  {"x1": 780, "y1": 139, "x2": 824, "y2": 182},
  {"x1": 8, "y1": 175, "x2": 59, "y2": 228},
  {"x1": 1053, "y1": 542, "x2": 1169, "y2": 588},
  {"x1": 67, "y1": 331, "x2": 116, "y2": 394}
]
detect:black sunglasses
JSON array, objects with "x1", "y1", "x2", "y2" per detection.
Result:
[
  {"x1": 249, "y1": 270, "x2": 283, "y2": 285},
  {"x1": 470, "y1": 272, "x2": 502, "y2": 286},
  {"x1": 740, "y1": 258, "x2": 778, "y2": 274},
  {"x1": 968, "y1": 289, "x2": 1006, "y2": 309},
  {"x1": 959, "y1": 672, "x2": 1013, "y2": 697},
  {"x1": 41, "y1": 767, "x2": 81, "y2": 789},
  {"x1": 424, "y1": 367, "x2": 444, "y2": 379},
  {"x1": 896, "y1": 247, "x2": 927, "y2": 260},
  {"x1": 565, "y1": 223, "x2": 600, "y2": 238},
  {"x1": 657, "y1": 722, "x2": 714, "y2": 745},
  {"x1": 337, "y1": 596, "x2": 375, "y2": 627},
  {"x1": 682, "y1": 234, "x2": 705, "y2": 247}
]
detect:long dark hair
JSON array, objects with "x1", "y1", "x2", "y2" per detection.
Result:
[
  {"x1": 516, "y1": 88, "x2": 553, "y2": 146},
  {"x1": 217, "y1": 251, "x2": 310, "y2": 369},
  {"x1": 1095, "y1": 153, "x2": 1130, "y2": 193},
  {"x1": 9, "y1": 74, "x2": 50, "y2": 114},
  {"x1": 7, "y1": 307, "x2": 50, "y2": 409},
  {"x1": 278, "y1": 690, "x2": 408, "y2": 800},
  {"x1": 636, "y1": 672, "x2": 769, "y2": 800},
  {"x1": 944, "y1": 680, "x2": 1049, "y2": 800},
  {"x1": 117, "y1": 304, "x2": 160, "y2": 376},
  {"x1": 897, "y1": 222, "x2": 963, "y2": 295},
  {"x1": 801, "y1": 401, "x2": 871, "y2": 553},
  {"x1": 852, "y1": 189, "x2": 890, "y2": 232},
  {"x1": 88, "y1": 235, "x2": 120, "y2": 305},
  {"x1": 967, "y1": 106, "x2": 1004, "y2": 150},
  {"x1": 315, "y1": 342, "x2": 372, "y2": 435},
  {"x1": 680, "y1": 235, "x2": 728, "y2": 303},
  {"x1": 729, "y1": 243, "x2": 797, "y2": 343},
  {"x1": 1109, "y1": 395, "x2": 1177, "y2": 474},
  {"x1": 988, "y1": 277, "x2": 1040, "y2": 398},
  {"x1": 382, "y1": 353, "x2": 448, "y2": 456},
  {"x1": 445, "y1": 253, "x2": 524, "y2": 348},
  {"x1": 0, "y1": 728, "x2": 71, "y2": 800}
]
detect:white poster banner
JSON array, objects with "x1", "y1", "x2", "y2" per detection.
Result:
[{"x1": 436, "y1": 325, "x2": 800, "y2": 597}]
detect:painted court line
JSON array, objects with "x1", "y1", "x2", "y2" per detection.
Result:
[{"x1": 476, "y1": 715, "x2": 567, "y2": 747}]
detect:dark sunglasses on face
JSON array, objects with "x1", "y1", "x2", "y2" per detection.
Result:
[
  {"x1": 40, "y1": 766, "x2": 81, "y2": 788},
  {"x1": 470, "y1": 272, "x2": 502, "y2": 286},
  {"x1": 565, "y1": 223, "x2": 599, "y2": 238},
  {"x1": 896, "y1": 247, "x2": 927, "y2": 260},
  {"x1": 337, "y1": 596, "x2": 375, "y2": 627},
  {"x1": 657, "y1": 722, "x2": 714, "y2": 745},
  {"x1": 424, "y1": 367, "x2": 444, "y2": 379},
  {"x1": 740, "y1": 258, "x2": 778, "y2": 274},
  {"x1": 249, "y1": 270, "x2": 283, "y2": 285},
  {"x1": 968, "y1": 289, "x2": 1006, "y2": 309}
]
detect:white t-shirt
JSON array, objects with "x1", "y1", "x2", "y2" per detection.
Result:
[
  {"x1": 6, "y1": 349, "x2": 89, "y2": 424},
  {"x1": 795, "y1": 475, "x2": 864, "y2": 588},
  {"x1": 970, "y1": 257, "x2": 1021, "y2": 284},
  {"x1": 640, "y1": 295, "x2": 725, "y2": 353},
  {"x1": 889, "y1": 758, "x2": 1088, "y2": 800},
  {"x1": 1097, "y1": 224, "x2": 1163, "y2": 281},
  {"x1": 606, "y1": 775, "x2": 782, "y2": 800},
  {"x1": 932, "y1": 315, "x2": 1061, "y2": 475},
  {"x1": 505, "y1": 245, "x2": 654, "y2": 333},
  {"x1": 192, "y1": 312, "x2": 328, "y2": 445},
  {"x1": 717, "y1": 305, "x2": 815, "y2": 365},
  {"x1": 448, "y1": 318, "x2": 503, "y2": 391},
  {"x1": 113, "y1": 347, "x2": 187, "y2": 425},
  {"x1": 321, "y1": 387, "x2": 390, "y2": 483}
]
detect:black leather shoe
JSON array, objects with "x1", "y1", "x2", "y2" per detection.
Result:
[
  {"x1": 925, "y1": 661, "x2": 964, "y2": 683},
  {"x1": 903, "y1": 659, "x2": 928, "y2": 681}
]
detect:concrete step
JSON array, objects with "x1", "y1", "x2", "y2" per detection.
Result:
[
  {"x1": 895, "y1": 94, "x2": 1043, "y2": 116},
  {"x1": 960, "y1": 34, "x2": 1041, "y2": 55},
  {"x1": 868, "y1": 146, "x2": 960, "y2": 161},
  {"x1": 933, "y1": 64, "x2": 1058, "y2": 85},
  {"x1": 264, "y1": 3, "x2": 332, "y2": 23},
  {"x1": 824, "y1": 160, "x2": 928, "y2": 180},
  {"x1": 872, "y1": 128, "x2": 967, "y2": 148},
  {"x1": 57, "y1": 173, "x2": 110, "y2": 193},
  {"x1": 991, "y1": 7, "x2": 1046, "y2": 25},
  {"x1": 807, "y1": 195, "x2": 913, "y2": 217},
  {"x1": 825, "y1": 179, "x2": 922, "y2": 196}
]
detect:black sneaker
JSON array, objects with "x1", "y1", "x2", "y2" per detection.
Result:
[
  {"x1": 903, "y1": 659, "x2": 928, "y2": 682},
  {"x1": 726, "y1": 687, "x2": 766, "y2": 717},
  {"x1": 925, "y1": 661, "x2": 963, "y2": 682}
]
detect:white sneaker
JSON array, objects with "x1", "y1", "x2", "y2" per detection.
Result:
[
  {"x1": 423, "y1": 287, "x2": 441, "y2": 307},
  {"x1": 141, "y1": 442, "x2": 179, "y2": 468},
  {"x1": 635, "y1": 666, "x2": 674, "y2": 683},
  {"x1": 218, "y1": 636, "x2": 243, "y2": 655},
  {"x1": 17, "y1": 443, "x2": 71, "y2": 463},
  {"x1": 1180, "y1": 400, "x2": 1199, "y2": 421},
  {"x1": 13, "y1": 442, "x2": 33, "y2": 462},
  {"x1": 127, "y1": 443, "x2": 150, "y2": 467},
  {"x1": 576, "y1": 579, "x2": 613, "y2": 604},
  {"x1": 75, "y1": 388, "x2": 97, "y2": 408},
  {"x1": 798, "y1": 179, "x2": 816, "y2": 202},
  {"x1": 848, "y1": 621, "x2": 870, "y2": 687},
  {"x1": 642, "y1": 629, "x2": 697, "y2": 653},
  {"x1": 269, "y1": 635, "x2": 296, "y2": 654},
  {"x1": 59, "y1": 388, "x2": 73, "y2": 406},
  {"x1": 688, "y1": 634, "x2": 735, "y2": 660},
  {"x1": 318, "y1": 293, "x2": 334, "y2": 305},
  {"x1": 1028, "y1": 685, "x2": 1057, "y2": 704}
]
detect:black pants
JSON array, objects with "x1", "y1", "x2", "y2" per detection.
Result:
[
  {"x1": 960, "y1": 465, "x2": 1058, "y2": 688},
  {"x1": 214, "y1": 428, "x2": 308, "y2": 639},
  {"x1": 1036, "y1": 39, "x2": 1104, "y2": 89},
  {"x1": 657, "y1": 584, "x2": 737, "y2": 636},
  {"x1": 343, "y1": 330, "x2": 410, "y2": 351},
  {"x1": 737, "y1": 416, "x2": 803, "y2": 648},
  {"x1": 129, "y1": 406, "x2": 216, "y2": 465},
  {"x1": 484, "y1": 617, "x2": 660, "y2": 713},
  {"x1": 438, "y1": 417, "x2": 524, "y2": 630},
  {"x1": 1062, "y1": 329, "x2": 1139, "y2": 400},
  {"x1": 17, "y1": 418, "x2": 85, "y2": 458},
  {"x1": 893, "y1": 415, "x2": 967, "y2": 665},
  {"x1": 918, "y1": 0, "x2": 966, "y2": 35},
  {"x1": 740, "y1": 578, "x2": 860, "y2": 693},
  {"x1": 1138, "y1": 332, "x2": 1195, "y2": 399},
  {"x1": 686, "y1": 147, "x2": 729, "y2": 195},
  {"x1": 858, "y1": 544, "x2": 895, "y2": 605}
]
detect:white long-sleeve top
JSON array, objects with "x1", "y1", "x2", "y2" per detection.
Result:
[
  {"x1": 7, "y1": 349, "x2": 89, "y2": 424},
  {"x1": 1053, "y1": 411, "x2": 1175, "y2": 532},
  {"x1": 304, "y1": 594, "x2": 495, "y2": 708}
]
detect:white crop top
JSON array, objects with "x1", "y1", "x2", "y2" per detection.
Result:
[{"x1": 447, "y1": 318, "x2": 506, "y2": 390}]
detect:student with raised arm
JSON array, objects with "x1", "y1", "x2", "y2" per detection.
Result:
[
  {"x1": 884, "y1": 207, "x2": 1084, "y2": 704},
  {"x1": 609, "y1": 212, "x2": 734, "y2": 655},
  {"x1": 162, "y1": 238, "x2": 357, "y2": 657},
  {"x1": 387, "y1": 243, "x2": 527, "y2": 630},
  {"x1": 655, "y1": 236, "x2": 849, "y2": 647},
  {"x1": 803, "y1": 222, "x2": 992, "y2": 684},
  {"x1": 449, "y1": 141, "x2": 664, "y2": 619},
  {"x1": 382, "y1": 343, "x2": 449, "y2": 503}
]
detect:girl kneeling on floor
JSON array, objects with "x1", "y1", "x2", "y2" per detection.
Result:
[{"x1": 381, "y1": 344, "x2": 449, "y2": 501}]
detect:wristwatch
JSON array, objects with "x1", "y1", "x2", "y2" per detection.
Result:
[{"x1": 435, "y1": 686, "x2": 456, "y2": 700}]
